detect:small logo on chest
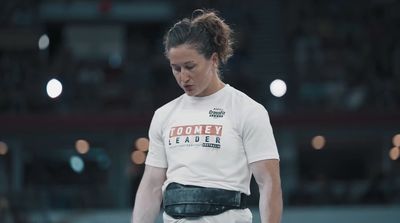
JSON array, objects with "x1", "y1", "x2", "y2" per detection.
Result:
[{"x1": 209, "y1": 108, "x2": 225, "y2": 118}]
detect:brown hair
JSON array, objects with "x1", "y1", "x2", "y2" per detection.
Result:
[{"x1": 163, "y1": 9, "x2": 234, "y2": 65}]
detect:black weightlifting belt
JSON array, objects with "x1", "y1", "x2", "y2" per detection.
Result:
[{"x1": 163, "y1": 182, "x2": 248, "y2": 219}]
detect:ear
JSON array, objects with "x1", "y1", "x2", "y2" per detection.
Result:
[{"x1": 211, "y1": 52, "x2": 219, "y2": 67}]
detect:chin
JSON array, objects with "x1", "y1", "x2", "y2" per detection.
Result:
[
  {"x1": 185, "y1": 91, "x2": 197, "y2": 96},
  {"x1": 182, "y1": 88, "x2": 198, "y2": 96}
]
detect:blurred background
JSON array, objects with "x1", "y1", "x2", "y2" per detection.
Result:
[{"x1": 1, "y1": 0, "x2": 400, "y2": 222}]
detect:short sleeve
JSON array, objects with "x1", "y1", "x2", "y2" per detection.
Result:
[
  {"x1": 145, "y1": 110, "x2": 168, "y2": 168},
  {"x1": 242, "y1": 104, "x2": 279, "y2": 163}
]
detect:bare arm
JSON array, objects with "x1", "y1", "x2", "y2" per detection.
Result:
[
  {"x1": 131, "y1": 165, "x2": 167, "y2": 223},
  {"x1": 250, "y1": 159, "x2": 282, "y2": 223}
]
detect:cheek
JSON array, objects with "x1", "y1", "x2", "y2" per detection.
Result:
[
  {"x1": 195, "y1": 73, "x2": 210, "y2": 88},
  {"x1": 171, "y1": 70, "x2": 179, "y2": 81},
  {"x1": 202, "y1": 66, "x2": 213, "y2": 81}
]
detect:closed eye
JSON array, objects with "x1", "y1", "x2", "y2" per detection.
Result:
[
  {"x1": 185, "y1": 65, "x2": 195, "y2": 70},
  {"x1": 170, "y1": 63, "x2": 196, "y2": 72}
]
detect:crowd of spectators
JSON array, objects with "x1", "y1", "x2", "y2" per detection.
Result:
[
  {"x1": 1, "y1": 0, "x2": 400, "y2": 115},
  {"x1": 285, "y1": 0, "x2": 400, "y2": 111},
  {"x1": 0, "y1": 1, "x2": 256, "y2": 115}
]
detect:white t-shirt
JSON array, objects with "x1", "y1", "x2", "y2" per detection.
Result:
[{"x1": 145, "y1": 84, "x2": 279, "y2": 195}]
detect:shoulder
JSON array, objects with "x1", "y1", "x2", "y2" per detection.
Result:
[
  {"x1": 153, "y1": 94, "x2": 185, "y2": 119},
  {"x1": 228, "y1": 85, "x2": 267, "y2": 113}
]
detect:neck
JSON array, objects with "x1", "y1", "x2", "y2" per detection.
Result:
[{"x1": 210, "y1": 75, "x2": 225, "y2": 94}]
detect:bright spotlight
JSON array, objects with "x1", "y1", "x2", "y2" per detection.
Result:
[
  {"x1": 38, "y1": 34, "x2": 50, "y2": 50},
  {"x1": 392, "y1": 134, "x2": 400, "y2": 147},
  {"x1": 131, "y1": 151, "x2": 146, "y2": 165},
  {"x1": 75, "y1": 139, "x2": 90, "y2": 154},
  {"x1": 70, "y1": 156, "x2": 85, "y2": 173},
  {"x1": 311, "y1": 135, "x2": 326, "y2": 150},
  {"x1": 135, "y1": 137, "x2": 149, "y2": 152},
  {"x1": 389, "y1": 147, "x2": 400, "y2": 161},
  {"x1": 270, "y1": 79, "x2": 287, "y2": 97},
  {"x1": 46, "y1": 78, "x2": 63, "y2": 98}
]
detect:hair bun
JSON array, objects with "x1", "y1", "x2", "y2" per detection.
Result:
[
  {"x1": 192, "y1": 10, "x2": 234, "y2": 64},
  {"x1": 164, "y1": 9, "x2": 234, "y2": 65}
]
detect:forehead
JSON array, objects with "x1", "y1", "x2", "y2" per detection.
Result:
[{"x1": 167, "y1": 44, "x2": 206, "y2": 64}]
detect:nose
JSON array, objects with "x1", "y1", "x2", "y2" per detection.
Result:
[{"x1": 180, "y1": 70, "x2": 190, "y2": 83}]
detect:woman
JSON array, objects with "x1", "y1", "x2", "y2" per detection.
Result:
[{"x1": 132, "y1": 9, "x2": 282, "y2": 223}]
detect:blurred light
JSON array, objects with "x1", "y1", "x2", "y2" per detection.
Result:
[
  {"x1": 108, "y1": 53, "x2": 122, "y2": 68},
  {"x1": 131, "y1": 151, "x2": 146, "y2": 165},
  {"x1": 392, "y1": 134, "x2": 400, "y2": 147},
  {"x1": 389, "y1": 147, "x2": 400, "y2": 161},
  {"x1": 0, "y1": 141, "x2": 8, "y2": 155},
  {"x1": 46, "y1": 78, "x2": 63, "y2": 98},
  {"x1": 311, "y1": 135, "x2": 326, "y2": 150},
  {"x1": 135, "y1": 137, "x2": 149, "y2": 152},
  {"x1": 269, "y1": 79, "x2": 287, "y2": 97},
  {"x1": 70, "y1": 156, "x2": 85, "y2": 173},
  {"x1": 38, "y1": 34, "x2": 50, "y2": 50},
  {"x1": 75, "y1": 139, "x2": 90, "y2": 154}
]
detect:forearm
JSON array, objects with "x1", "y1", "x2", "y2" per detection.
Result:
[
  {"x1": 258, "y1": 183, "x2": 283, "y2": 223},
  {"x1": 131, "y1": 180, "x2": 163, "y2": 223}
]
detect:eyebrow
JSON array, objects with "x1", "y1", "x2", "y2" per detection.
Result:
[{"x1": 171, "y1": 61, "x2": 195, "y2": 66}]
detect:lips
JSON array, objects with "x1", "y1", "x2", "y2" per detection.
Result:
[{"x1": 183, "y1": 85, "x2": 194, "y2": 91}]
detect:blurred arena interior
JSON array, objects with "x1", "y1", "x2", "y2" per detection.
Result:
[{"x1": 1, "y1": 0, "x2": 400, "y2": 222}]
